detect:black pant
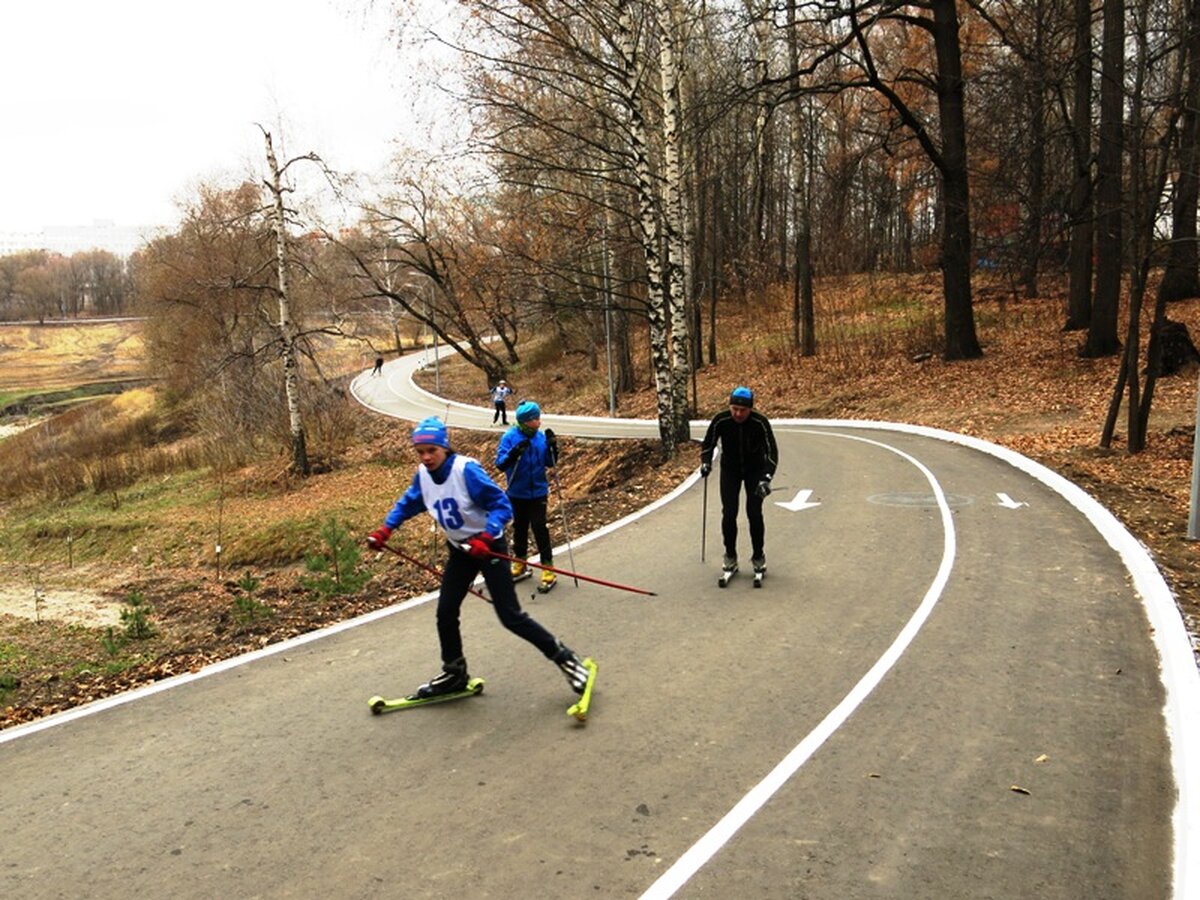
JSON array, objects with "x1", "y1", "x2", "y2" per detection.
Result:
[
  {"x1": 436, "y1": 536, "x2": 558, "y2": 664},
  {"x1": 719, "y1": 469, "x2": 765, "y2": 560},
  {"x1": 492, "y1": 402, "x2": 507, "y2": 424},
  {"x1": 510, "y1": 496, "x2": 552, "y2": 564}
]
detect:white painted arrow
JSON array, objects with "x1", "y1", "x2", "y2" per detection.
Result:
[
  {"x1": 775, "y1": 489, "x2": 822, "y2": 512},
  {"x1": 996, "y1": 492, "x2": 1028, "y2": 509}
]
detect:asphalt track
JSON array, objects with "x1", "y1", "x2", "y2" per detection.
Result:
[{"x1": 3, "y1": 349, "x2": 1198, "y2": 899}]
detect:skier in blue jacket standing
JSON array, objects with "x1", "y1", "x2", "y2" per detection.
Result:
[
  {"x1": 495, "y1": 400, "x2": 560, "y2": 593},
  {"x1": 366, "y1": 416, "x2": 589, "y2": 698}
]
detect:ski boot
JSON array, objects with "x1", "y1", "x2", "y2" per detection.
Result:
[
  {"x1": 511, "y1": 559, "x2": 531, "y2": 582},
  {"x1": 538, "y1": 568, "x2": 558, "y2": 593},
  {"x1": 553, "y1": 642, "x2": 590, "y2": 695},
  {"x1": 752, "y1": 555, "x2": 766, "y2": 588},
  {"x1": 415, "y1": 657, "x2": 470, "y2": 699},
  {"x1": 718, "y1": 554, "x2": 738, "y2": 588}
]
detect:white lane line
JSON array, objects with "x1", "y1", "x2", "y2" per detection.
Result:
[
  {"x1": 791, "y1": 418, "x2": 1198, "y2": 900},
  {"x1": 640, "y1": 430, "x2": 956, "y2": 899}
]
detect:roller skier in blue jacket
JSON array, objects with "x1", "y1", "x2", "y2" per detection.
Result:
[
  {"x1": 365, "y1": 416, "x2": 589, "y2": 698},
  {"x1": 495, "y1": 401, "x2": 560, "y2": 593}
]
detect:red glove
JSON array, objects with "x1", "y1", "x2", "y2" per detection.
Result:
[
  {"x1": 465, "y1": 533, "x2": 495, "y2": 559},
  {"x1": 366, "y1": 526, "x2": 392, "y2": 549}
]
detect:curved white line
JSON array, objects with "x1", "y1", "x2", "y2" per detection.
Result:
[
  {"x1": 640, "y1": 430, "x2": 957, "y2": 899},
  {"x1": 781, "y1": 418, "x2": 1199, "y2": 900}
]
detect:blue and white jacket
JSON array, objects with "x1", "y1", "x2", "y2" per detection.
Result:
[{"x1": 383, "y1": 453, "x2": 512, "y2": 542}]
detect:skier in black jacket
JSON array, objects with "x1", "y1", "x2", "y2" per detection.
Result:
[{"x1": 699, "y1": 386, "x2": 779, "y2": 579}]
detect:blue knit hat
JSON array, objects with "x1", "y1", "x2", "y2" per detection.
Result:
[
  {"x1": 730, "y1": 386, "x2": 754, "y2": 408},
  {"x1": 411, "y1": 416, "x2": 450, "y2": 448},
  {"x1": 516, "y1": 400, "x2": 541, "y2": 423}
]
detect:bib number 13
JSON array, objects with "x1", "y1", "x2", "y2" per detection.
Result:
[{"x1": 433, "y1": 498, "x2": 464, "y2": 531}]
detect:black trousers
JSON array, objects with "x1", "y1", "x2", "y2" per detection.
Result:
[
  {"x1": 492, "y1": 401, "x2": 508, "y2": 424},
  {"x1": 510, "y1": 495, "x2": 552, "y2": 564},
  {"x1": 719, "y1": 468, "x2": 765, "y2": 561},
  {"x1": 436, "y1": 536, "x2": 558, "y2": 664}
]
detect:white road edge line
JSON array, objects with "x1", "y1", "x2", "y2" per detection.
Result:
[
  {"x1": 640, "y1": 430, "x2": 956, "y2": 899},
  {"x1": 0, "y1": 465, "x2": 699, "y2": 748}
]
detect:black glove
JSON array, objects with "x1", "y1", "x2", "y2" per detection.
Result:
[
  {"x1": 700, "y1": 462, "x2": 711, "y2": 478},
  {"x1": 501, "y1": 439, "x2": 530, "y2": 469},
  {"x1": 544, "y1": 429, "x2": 558, "y2": 465},
  {"x1": 754, "y1": 477, "x2": 772, "y2": 499}
]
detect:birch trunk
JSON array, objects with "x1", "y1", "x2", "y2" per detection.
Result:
[
  {"x1": 616, "y1": 0, "x2": 677, "y2": 454},
  {"x1": 655, "y1": 0, "x2": 692, "y2": 442},
  {"x1": 262, "y1": 128, "x2": 310, "y2": 476}
]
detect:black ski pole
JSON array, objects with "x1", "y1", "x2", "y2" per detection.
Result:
[
  {"x1": 701, "y1": 469, "x2": 708, "y2": 562},
  {"x1": 550, "y1": 468, "x2": 579, "y2": 587}
]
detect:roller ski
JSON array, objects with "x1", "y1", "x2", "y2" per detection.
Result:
[
  {"x1": 368, "y1": 659, "x2": 484, "y2": 714},
  {"x1": 718, "y1": 555, "x2": 738, "y2": 588},
  {"x1": 554, "y1": 643, "x2": 598, "y2": 722},
  {"x1": 537, "y1": 569, "x2": 557, "y2": 593},
  {"x1": 752, "y1": 556, "x2": 766, "y2": 588},
  {"x1": 511, "y1": 560, "x2": 533, "y2": 584}
]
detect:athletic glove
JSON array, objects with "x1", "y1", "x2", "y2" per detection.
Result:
[
  {"x1": 366, "y1": 526, "x2": 392, "y2": 549},
  {"x1": 544, "y1": 428, "x2": 559, "y2": 465},
  {"x1": 498, "y1": 439, "x2": 529, "y2": 470},
  {"x1": 700, "y1": 462, "x2": 711, "y2": 478},
  {"x1": 754, "y1": 477, "x2": 772, "y2": 499},
  {"x1": 465, "y1": 532, "x2": 495, "y2": 559}
]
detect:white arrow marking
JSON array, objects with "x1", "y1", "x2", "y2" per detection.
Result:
[
  {"x1": 775, "y1": 489, "x2": 822, "y2": 512},
  {"x1": 996, "y1": 492, "x2": 1028, "y2": 509}
]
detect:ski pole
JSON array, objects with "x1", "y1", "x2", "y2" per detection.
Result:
[
  {"x1": 700, "y1": 470, "x2": 708, "y2": 563},
  {"x1": 376, "y1": 542, "x2": 492, "y2": 604},
  {"x1": 477, "y1": 546, "x2": 657, "y2": 596},
  {"x1": 550, "y1": 469, "x2": 579, "y2": 587}
]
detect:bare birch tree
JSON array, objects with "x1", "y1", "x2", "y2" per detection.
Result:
[{"x1": 260, "y1": 127, "x2": 316, "y2": 476}]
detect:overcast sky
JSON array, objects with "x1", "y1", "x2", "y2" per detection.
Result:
[{"x1": 0, "y1": 0, "x2": 456, "y2": 233}]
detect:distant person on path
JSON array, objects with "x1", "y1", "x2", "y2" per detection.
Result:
[
  {"x1": 372, "y1": 355, "x2": 384, "y2": 377},
  {"x1": 699, "y1": 386, "x2": 779, "y2": 579},
  {"x1": 365, "y1": 416, "x2": 591, "y2": 698},
  {"x1": 495, "y1": 400, "x2": 560, "y2": 592},
  {"x1": 490, "y1": 379, "x2": 514, "y2": 425}
]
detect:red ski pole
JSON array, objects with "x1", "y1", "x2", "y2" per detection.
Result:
[
  {"x1": 376, "y1": 542, "x2": 492, "y2": 603},
  {"x1": 478, "y1": 545, "x2": 656, "y2": 596}
]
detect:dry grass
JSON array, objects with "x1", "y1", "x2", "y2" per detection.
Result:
[{"x1": 0, "y1": 321, "x2": 144, "y2": 397}]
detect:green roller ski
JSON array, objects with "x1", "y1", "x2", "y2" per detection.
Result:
[
  {"x1": 368, "y1": 677, "x2": 485, "y2": 714},
  {"x1": 566, "y1": 658, "x2": 598, "y2": 723}
]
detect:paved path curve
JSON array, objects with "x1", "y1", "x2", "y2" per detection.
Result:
[{"x1": 3, "y1": 350, "x2": 1197, "y2": 899}]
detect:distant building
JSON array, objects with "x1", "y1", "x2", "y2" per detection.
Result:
[{"x1": 0, "y1": 221, "x2": 166, "y2": 258}]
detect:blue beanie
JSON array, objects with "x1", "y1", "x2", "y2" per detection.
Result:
[
  {"x1": 730, "y1": 386, "x2": 754, "y2": 408},
  {"x1": 411, "y1": 416, "x2": 450, "y2": 448},
  {"x1": 516, "y1": 400, "x2": 541, "y2": 423}
]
